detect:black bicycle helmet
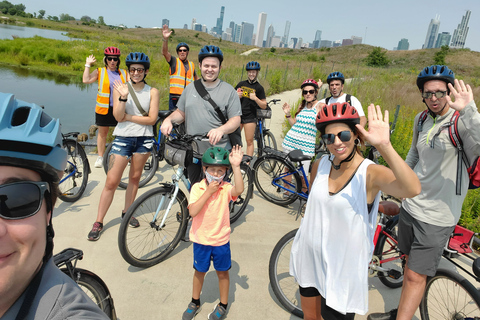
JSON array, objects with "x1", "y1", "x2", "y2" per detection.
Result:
[
  {"x1": 327, "y1": 71, "x2": 345, "y2": 84},
  {"x1": 202, "y1": 147, "x2": 230, "y2": 167},
  {"x1": 416, "y1": 65, "x2": 455, "y2": 90},
  {"x1": 246, "y1": 61, "x2": 261, "y2": 71},
  {"x1": 125, "y1": 52, "x2": 150, "y2": 70},
  {"x1": 176, "y1": 42, "x2": 189, "y2": 52},
  {"x1": 198, "y1": 45, "x2": 224, "y2": 64}
]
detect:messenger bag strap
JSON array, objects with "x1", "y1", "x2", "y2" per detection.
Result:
[
  {"x1": 127, "y1": 82, "x2": 148, "y2": 116},
  {"x1": 194, "y1": 79, "x2": 227, "y2": 124}
]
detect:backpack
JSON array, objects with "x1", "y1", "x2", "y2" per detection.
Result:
[
  {"x1": 417, "y1": 110, "x2": 480, "y2": 194},
  {"x1": 325, "y1": 94, "x2": 351, "y2": 105}
]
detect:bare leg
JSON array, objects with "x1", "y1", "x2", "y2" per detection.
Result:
[
  {"x1": 300, "y1": 295, "x2": 323, "y2": 320},
  {"x1": 397, "y1": 257, "x2": 427, "y2": 320},
  {"x1": 97, "y1": 126, "x2": 109, "y2": 157},
  {"x1": 123, "y1": 152, "x2": 150, "y2": 212},
  {"x1": 243, "y1": 122, "x2": 256, "y2": 157},
  {"x1": 216, "y1": 270, "x2": 229, "y2": 305},
  {"x1": 192, "y1": 270, "x2": 206, "y2": 300}
]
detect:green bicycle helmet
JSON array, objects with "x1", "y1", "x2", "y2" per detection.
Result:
[{"x1": 202, "y1": 147, "x2": 230, "y2": 167}]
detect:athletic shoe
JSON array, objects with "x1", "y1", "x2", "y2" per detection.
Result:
[
  {"x1": 122, "y1": 212, "x2": 140, "y2": 228},
  {"x1": 367, "y1": 308, "x2": 398, "y2": 320},
  {"x1": 87, "y1": 222, "x2": 103, "y2": 241},
  {"x1": 182, "y1": 302, "x2": 201, "y2": 320},
  {"x1": 94, "y1": 156, "x2": 103, "y2": 168},
  {"x1": 208, "y1": 304, "x2": 226, "y2": 320}
]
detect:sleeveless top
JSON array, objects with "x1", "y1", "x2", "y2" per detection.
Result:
[
  {"x1": 282, "y1": 105, "x2": 318, "y2": 157},
  {"x1": 289, "y1": 156, "x2": 380, "y2": 315},
  {"x1": 113, "y1": 83, "x2": 154, "y2": 137}
]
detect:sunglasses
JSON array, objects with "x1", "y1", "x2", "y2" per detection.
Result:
[
  {"x1": 422, "y1": 91, "x2": 447, "y2": 99},
  {"x1": 321, "y1": 130, "x2": 352, "y2": 145},
  {"x1": 178, "y1": 49, "x2": 188, "y2": 52},
  {"x1": 0, "y1": 181, "x2": 50, "y2": 220},
  {"x1": 106, "y1": 57, "x2": 119, "y2": 62},
  {"x1": 129, "y1": 68, "x2": 145, "y2": 74},
  {"x1": 302, "y1": 89, "x2": 316, "y2": 95}
]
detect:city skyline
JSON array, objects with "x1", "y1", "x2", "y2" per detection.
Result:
[{"x1": 11, "y1": 0, "x2": 480, "y2": 52}]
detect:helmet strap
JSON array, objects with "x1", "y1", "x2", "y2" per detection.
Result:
[{"x1": 329, "y1": 147, "x2": 356, "y2": 170}]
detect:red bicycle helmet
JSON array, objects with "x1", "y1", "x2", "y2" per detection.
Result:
[
  {"x1": 316, "y1": 102, "x2": 359, "y2": 132},
  {"x1": 301, "y1": 79, "x2": 319, "y2": 89},
  {"x1": 104, "y1": 46, "x2": 121, "y2": 56}
]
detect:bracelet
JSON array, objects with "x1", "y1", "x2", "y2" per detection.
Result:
[
  {"x1": 85, "y1": 64, "x2": 91, "y2": 68},
  {"x1": 118, "y1": 97, "x2": 128, "y2": 102},
  {"x1": 285, "y1": 115, "x2": 291, "y2": 118}
]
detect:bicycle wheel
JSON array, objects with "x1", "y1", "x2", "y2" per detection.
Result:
[
  {"x1": 263, "y1": 130, "x2": 277, "y2": 151},
  {"x1": 420, "y1": 269, "x2": 480, "y2": 320},
  {"x1": 60, "y1": 268, "x2": 113, "y2": 319},
  {"x1": 375, "y1": 218, "x2": 405, "y2": 288},
  {"x1": 228, "y1": 163, "x2": 254, "y2": 224},
  {"x1": 269, "y1": 229, "x2": 303, "y2": 318},
  {"x1": 58, "y1": 139, "x2": 89, "y2": 202},
  {"x1": 253, "y1": 155, "x2": 301, "y2": 206},
  {"x1": 118, "y1": 186, "x2": 188, "y2": 268},
  {"x1": 103, "y1": 142, "x2": 159, "y2": 189}
]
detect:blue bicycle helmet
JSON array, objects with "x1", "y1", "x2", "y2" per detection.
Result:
[
  {"x1": 198, "y1": 45, "x2": 224, "y2": 64},
  {"x1": 126, "y1": 52, "x2": 151, "y2": 70},
  {"x1": 176, "y1": 42, "x2": 189, "y2": 52},
  {"x1": 0, "y1": 92, "x2": 67, "y2": 182},
  {"x1": 327, "y1": 71, "x2": 345, "y2": 84},
  {"x1": 246, "y1": 61, "x2": 261, "y2": 71},
  {"x1": 416, "y1": 65, "x2": 455, "y2": 90}
]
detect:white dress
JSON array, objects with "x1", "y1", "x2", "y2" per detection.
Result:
[{"x1": 289, "y1": 156, "x2": 380, "y2": 315}]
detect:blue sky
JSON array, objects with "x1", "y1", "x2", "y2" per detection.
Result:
[{"x1": 16, "y1": 0, "x2": 480, "y2": 52}]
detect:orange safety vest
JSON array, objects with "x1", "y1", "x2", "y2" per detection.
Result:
[
  {"x1": 95, "y1": 67, "x2": 127, "y2": 115},
  {"x1": 169, "y1": 58, "x2": 195, "y2": 95}
]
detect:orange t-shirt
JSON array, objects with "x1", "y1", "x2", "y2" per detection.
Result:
[{"x1": 188, "y1": 179, "x2": 237, "y2": 246}]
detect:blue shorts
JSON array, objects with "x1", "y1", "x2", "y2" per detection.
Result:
[
  {"x1": 193, "y1": 242, "x2": 231, "y2": 273},
  {"x1": 110, "y1": 136, "x2": 154, "y2": 159}
]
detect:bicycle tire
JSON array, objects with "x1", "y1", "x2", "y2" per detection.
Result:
[
  {"x1": 419, "y1": 268, "x2": 480, "y2": 320},
  {"x1": 269, "y1": 229, "x2": 304, "y2": 318},
  {"x1": 118, "y1": 185, "x2": 188, "y2": 268},
  {"x1": 374, "y1": 216, "x2": 404, "y2": 288},
  {"x1": 103, "y1": 143, "x2": 159, "y2": 189},
  {"x1": 58, "y1": 139, "x2": 89, "y2": 202},
  {"x1": 60, "y1": 268, "x2": 113, "y2": 319},
  {"x1": 228, "y1": 163, "x2": 254, "y2": 224},
  {"x1": 253, "y1": 155, "x2": 301, "y2": 206},
  {"x1": 263, "y1": 130, "x2": 277, "y2": 152}
]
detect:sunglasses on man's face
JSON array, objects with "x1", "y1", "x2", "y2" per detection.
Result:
[
  {"x1": 107, "y1": 57, "x2": 119, "y2": 62},
  {"x1": 302, "y1": 89, "x2": 316, "y2": 95},
  {"x1": 321, "y1": 130, "x2": 352, "y2": 145},
  {"x1": 178, "y1": 49, "x2": 188, "y2": 52},
  {"x1": 0, "y1": 181, "x2": 49, "y2": 220},
  {"x1": 421, "y1": 91, "x2": 447, "y2": 99}
]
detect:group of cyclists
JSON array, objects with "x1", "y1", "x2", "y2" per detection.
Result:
[{"x1": 1, "y1": 24, "x2": 479, "y2": 319}]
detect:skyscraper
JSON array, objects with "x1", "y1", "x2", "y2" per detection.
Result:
[
  {"x1": 191, "y1": 18, "x2": 196, "y2": 30},
  {"x1": 162, "y1": 19, "x2": 169, "y2": 27},
  {"x1": 397, "y1": 38, "x2": 409, "y2": 50},
  {"x1": 451, "y1": 10, "x2": 471, "y2": 49},
  {"x1": 266, "y1": 24, "x2": 275, "y2": 47},
  {"x1": 240, "y1": 22, "x2": 254, "y2": 45},
  {"x1": 435, "y1": 32, "x2": 451, "y2": 48},
  {"x1": 312, "y1": 30, "x2": 322, "y2": 48},
  {"x1": 255, "y1": 12, "x2": 267, "y2": 47},
  {"x1": 423, "y1": 15, "x2": 440, "y2": 49},
  {"x1": 282, "y1": 21, "x2": 291, "y2": 48},
  {"x1": 213, "y1": 6, "x2": 225, "y2": 36}
]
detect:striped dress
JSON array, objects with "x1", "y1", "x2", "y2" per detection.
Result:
[{"x1": 282, "y1": 107, "x2": 318, "y2": 157}]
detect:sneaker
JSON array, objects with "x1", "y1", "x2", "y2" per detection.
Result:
[
  {"x1": 94, "y1": 156, "x2": 103, "y2": 168},
  {"x1": 367, "y1": 308, "x2": 398, "y2": 320},
  {"x1": 182, "y1": 302, "x2": 201, "y2": 320},
  {"x1": 87, "y1": 222, "x2": 103, "y2": 241},
  {"x1": 122, "y1": 212, "x2": 140, "y2": 228},
  {"x1": 208, "y1": 304, "x2": 226, "y2": 320}
]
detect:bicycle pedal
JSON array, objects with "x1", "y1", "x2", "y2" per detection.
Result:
[{"x1": 387, "y1": 269, "x2": 402, "y2": 279}]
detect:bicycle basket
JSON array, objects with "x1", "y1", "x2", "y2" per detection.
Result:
[
  {"x1": 164, "y1": 139, "x2": 193, "y2": 167},
  {"x1": 257, "y1": 106, "x2": 272, "y2": 119}
]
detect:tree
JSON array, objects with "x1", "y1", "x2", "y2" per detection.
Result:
[
  {"x1": 38, "y1": 9, "x2": 45, "y2": 19},
  {"x1": 434, "y1": 45, "x2": 449, "y2": 65},
  {"x1": 365, "y1": 47, "x2": 390, "y2": 67},
  {"x1": 59, "y1": 13, "x2": 75, "y2": 21},
  {"x1": 80, "y1": 15, "x2": 91, "y2": 22},
  {"x1": 98, "y1": 16, "x2": 105, "y2": 25},
  {"x1": 47, "y1": 15, "x2": 58, "y2": 22}
]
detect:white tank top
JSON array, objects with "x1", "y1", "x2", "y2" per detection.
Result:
[{"x1": 289, "y1": 156, "x2": 380, "y2": 315}]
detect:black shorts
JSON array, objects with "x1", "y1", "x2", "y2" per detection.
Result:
[
  {"x1": 95, "y1": 107, "x2": 118, "y2": 127},
  {"x1": 299, "y1": 287, "x2": 355, "y2": 319},
  {"x1": 241, "y1": 113, "x2": 257, "y2": 124}
]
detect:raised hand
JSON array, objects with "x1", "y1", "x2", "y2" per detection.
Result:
[
  {"x1": 229, "y1": 145, "x2": 243, "y2": 168},
  {"x1": 356, "y1": 104, "x2": 390, "y2": 148},
  {"x1": 162, "y1": 24, "x2": 172, "y2": 40},
  {"x1": 447, "y1": 79, "x2": 473, "y2": 112},
  {"x1": 282, "y1": 102, "x2": 291, "y2": 116},
  {"x1": 113, "y1": 80, "x2": 129, "y2": 98},
  {"x1": 86, "y1": 54, "x2": 96, "y2": 65}
]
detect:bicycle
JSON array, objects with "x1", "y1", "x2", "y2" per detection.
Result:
[
  {"x1": 102, "y1": 110, "x2": 176, "y2": 189},
  {"x1": 53, "y1": 248, "x2": 116, "y2": 319},
  {"x1": 420, "y1": 225, "x2": 480, "y2": 320},
  {"x1": 117, "y1": 133, "x2": 254, "y2": 268},
  {"x1": 268, "y1": 200, "x2": 405, "y2": 318},
  {"x1": 253, "y1": 99, "x2": 280, "y2": 160},
  {"x1": 58, "y1": 132, "x2": 91, "y2": 202}
]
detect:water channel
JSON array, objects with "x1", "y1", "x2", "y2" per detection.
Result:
[{"x1": 0, "y1": 23, "x2": 76, "y2": 41}]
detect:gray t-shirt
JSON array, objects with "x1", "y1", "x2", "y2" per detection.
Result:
[{"x1": 177, "y1": 80, "x2": 241, "y2": 150}]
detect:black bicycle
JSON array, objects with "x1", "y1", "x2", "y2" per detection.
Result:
[
  {"x1": 253, "y1": 99, "x2": 279, "y2": 159},
  {"x1": 53, "y1": 248, "x2": 116, "y2": 319}
]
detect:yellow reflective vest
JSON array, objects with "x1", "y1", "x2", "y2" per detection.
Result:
[
  {"x1": 169, "y1": 58, "x2": 195, "y2": 95},
  {"x1": 95, "y1": 67, "x2": 127, "y2": 115}
]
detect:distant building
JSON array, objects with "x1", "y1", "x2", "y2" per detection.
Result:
[
  {"x1": 162, "y1": 19, "x2": 169, "y2": 27},
  {"x1": 451, "y1": 10, "x2": 471, "y2": 49},
  {"x1": 271, "y1": 36, "x2": 281, "y2": 48},
  {"x1": 183, "y1": 24, "x2": 188, "y2": 29},
  {"x1": 313, "y1": 30, "x2": 322, "y2": 48},
  {"x1": 212, "y1": 6, "x2": 225, "y2": 36},
  {"x1": 191, "y1": 18, "x2": 196, "y2": 30},
  {"x1": 234, "y1": 24, "x2": 242, "y2": 43},
  {"x1": 290, "y1": 37, "x2": 298, "y2": 49},
  {"x1": 255, "y1": 12, "x2": 267, "y2": 47},
  {"x1": 240, "y1": 22, "x2": 254, "y2": 45},
  {"x1": 423, "y1": 15, "x2": 440, "y2": 49},
  {"x1": 342, "y1": 39, "x2": 353, "y2": 46},
  {"x1": 266, "y1": 24, "x2": 275, "y2": 47},
  {"x1": 351, "y1": 36, "x2": 362, "y2": 45},
  {"x1": 435, "y1": 32, "x2": 451, "y2": 48},
  {"x1": 282, "y1": 21, "x2": 291, "y2": 48},
  {"x1": 332, "y1": 40, "x2": 341, "y2": 47},
  {"x1": 397, "y1": 38, "x2": 410, "y2": 50},
  {"x1": 193, "y1": 23, "x2": 202, "y2": 31},
  {"x1": 320, "y1": 40, "x2": 332, "y2": 48},
  {"x1": 297, "y1": 37, "x2": 303, "y2": 49}
]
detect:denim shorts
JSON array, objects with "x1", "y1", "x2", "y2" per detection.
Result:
[
  {"x1": 193, "y1": 242, "x2": 231, "y2": 273},
  {"x1": 110, "y1": 136, "x2": 154, "y2": 158}
]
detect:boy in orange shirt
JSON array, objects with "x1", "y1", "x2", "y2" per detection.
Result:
[{"x1": 182, "y1": 145, "x2": 244, "y2": 320}]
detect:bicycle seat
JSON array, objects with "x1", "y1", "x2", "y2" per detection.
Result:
[
  {"x1": 242, "y1": 155, "x2": 252, "y2": 163},
  {"x1": 53, "y1": 248, "x2": 83, "y2": 266},
  {"x1": 288, "y1": 149, "x2": 312, "y2": 162},
  {"x1": 378, "y1": 201, "x2": 400, "y2": 216},
  {"x1": 473, "y1": 257, "x2": 480, "y2": 278},
  {"x1": 448, "y1": 225, "x2": 474, "y2": 254},
  {"x1": 158, "y1": 110, "x2": 173, "y2": 120}
]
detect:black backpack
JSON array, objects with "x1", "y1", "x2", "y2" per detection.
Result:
[{"x1": 325, "y1": 94, "x2": 351, "y2": 105}]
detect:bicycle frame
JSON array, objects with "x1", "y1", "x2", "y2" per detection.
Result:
[{"x1": 272, "y1": 163, "x2": 309, "y2": 200}]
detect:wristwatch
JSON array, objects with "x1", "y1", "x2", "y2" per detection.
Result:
[{"x1": 118, "y1": 97, "x2": 128, "y2": 102}]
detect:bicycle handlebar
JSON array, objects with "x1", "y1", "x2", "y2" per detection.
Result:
[{"x1": 267, "y1": 99, "x2": 281, "y2": 106}]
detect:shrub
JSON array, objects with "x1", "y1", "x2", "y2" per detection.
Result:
[{"x1": 365, "y1": 47, "x2": 390, "y2": 67}]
